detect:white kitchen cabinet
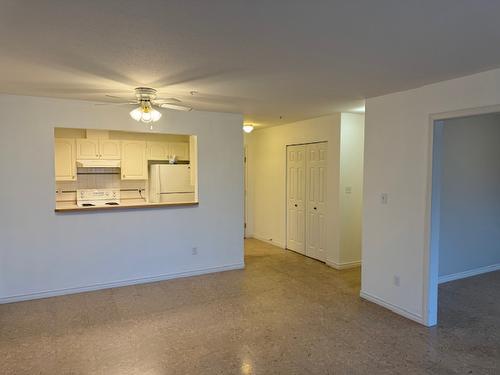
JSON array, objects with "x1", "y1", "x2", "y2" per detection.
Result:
[
  {"x1": 147, "y1": 141, "x2": 169, "y2": 160},
  {"x1": 77, "y1": 139, "x2": 99, "y2": 159},
  {"x1": 170, "y1": 142, "x2": 189, "y2": 160},
  {"x1": 55, "y1": 138, "x2": 76, "y2": 181},
  {"x1": 99, "y1": 140, "x2": 121, "y2": 159},
  {"x1": 77, "y1": 139, "x2": 120, "y2": 159},
  {"x1": 121, "y1": 140, "x2": 147, "y2": 180}
]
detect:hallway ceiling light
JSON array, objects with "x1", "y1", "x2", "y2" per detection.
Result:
[{"x1": 243, "y1": 124, "x2": 254, "y2": 133}]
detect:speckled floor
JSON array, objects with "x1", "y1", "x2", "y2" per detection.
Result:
[{"x1": 0, "y1": 239, "x2": 499, "y2": 374}]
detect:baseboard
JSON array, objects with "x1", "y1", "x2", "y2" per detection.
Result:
[
  {"x1": 326, "y1": 259, "x2": 361, "y2": 270},
  {"x1": 251, "y1": 234, "x2": 285, "y2": 248},
  {"x1": 360, "y1": 290, "x2": 426, "y2": 326},
  {"x1": 438, "y1": 263, "x2": 500, "y2": 284},
  {"x1": 0, "y1": 263, "x2": 245, "y2": 304}
]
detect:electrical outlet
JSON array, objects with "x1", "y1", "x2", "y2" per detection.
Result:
[
  {"x1": 192, "y1": 247, "x2": 198, "y2": 255},
  {"x1": 381, "y1": 193, "x2": 389, "y2": 205},
  {"x1": 393, "y1": 275, "x2": 400, "y2": 287},
  {"x1": 345, "y1": 186, "x2": 352, "y2": 194}
]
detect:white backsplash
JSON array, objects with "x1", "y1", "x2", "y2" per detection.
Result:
[{"x1": 56, "y1": 168, "x2": 146, "y2": 202}]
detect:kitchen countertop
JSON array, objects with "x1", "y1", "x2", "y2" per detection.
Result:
[{"x1": 55, "y1": 199, "x2": 199, "y2": 212}]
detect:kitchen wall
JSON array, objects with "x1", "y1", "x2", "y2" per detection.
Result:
[
  {"x1": 244, "y1": 114, "x2": 342, "y2": 264},
  {"x1": 0, "y1": 94, "x2": 244, "y2": 303},
  {"x1": 363, "y1": 67, "x2": 500, "y2": 326},
  {"x1": 436, "y1": 113, "x2": 500, "y2": 281}
]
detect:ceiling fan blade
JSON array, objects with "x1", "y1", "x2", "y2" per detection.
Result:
[
  {"x1": 105, "y1": 94, "x2": 133, "y2": 100},
  {"x1": 159, "y1": 103, "x2": 192, "y2": 111},
  {"x1": 94, "y1": 102, "x2": 137, "y2": 106},
  {"x1": 154, "y1": 98, "x2": 182, "y2": 103}
]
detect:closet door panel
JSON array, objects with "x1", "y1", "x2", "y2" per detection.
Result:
[
  {"x1": 306, "y1": 142, "x2": 328, "y2": 261},
  {"x1": 286, "y1": 145, "x2": 306, "y2": 254}
]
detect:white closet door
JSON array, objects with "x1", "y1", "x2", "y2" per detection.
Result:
[
  {"x1": 286, "y1": 145, "x2": 306, "y2": 254},
  {"x1": 306, "y1": 142, "x2": 327, "y2": 261}
]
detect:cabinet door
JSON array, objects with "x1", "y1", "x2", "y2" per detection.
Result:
[
  {"x1": 286, "y1": 145, "x2": 306, "y2": 254},
  {"x1": 121, "y1": 141, "x2": 147, "y2": 180},
  {"x1": 305, "y1": 142, "x2": 327, "y2": 262},
  {"x1": 147, "y1": 141, "x2": 169, "y2": 160},
  {"x1": 55, "y1": 139, "x2": 76, "y2": 181},
  {"x1": 170, "y1": 142, "x2": 189, "y2": 160},
  {"x1": 99, "y1": 140, "x2": 121, "y2": 159},
  {"x1": 76, "y1": 139, "x2": 99, "y2": 159}
]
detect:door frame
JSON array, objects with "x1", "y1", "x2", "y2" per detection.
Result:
[
  {"x1": 424, "y1": 104, "x2": 500, "y2": 326},
  {"x1": 285, "y1": 140, "x2": 328, "y2": 256}
]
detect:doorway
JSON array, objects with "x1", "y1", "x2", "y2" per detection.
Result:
[
  {"x1": 428, "y1": 110, "x2": 500, "y2": 325},
  {"x1": 286, "y1": 142, "x2": 327, "y2": 262}
]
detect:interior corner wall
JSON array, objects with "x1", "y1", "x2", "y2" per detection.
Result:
[
  {"x1": 0, "y1": 94, "x2": 244, "y2": 303},
  {"x1": 245, "y1": 114, "x2": 341, "y2": 262},
  {"x1": 363, "y1": 67, "x2": 500, "y2": 325},
  {"x1": 437, "y1": 113, "x2": 500, "y2": 280},
  {"x1": 339, "y1": 113, "x2": 364, "y2": 266}
]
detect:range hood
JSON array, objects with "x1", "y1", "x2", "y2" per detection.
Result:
[{"x1": 77, "y1": 159, "x2": 121, "y2": 168}]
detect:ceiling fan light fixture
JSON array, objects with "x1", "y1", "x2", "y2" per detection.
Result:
[
  {"x1": 243, "y1": 124, "x2": 254, "y2": 133},
  {"x1": 129, "y1": 102, "x2": 162, "y2": 123},
  {"x1": 129, "y1": 107, "x2": 143, "y2": 121}
]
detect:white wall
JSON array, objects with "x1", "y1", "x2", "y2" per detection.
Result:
[
  {"x1": 363, "y1": 67, "x2": 500, "y2": 326},
  {"x1": 245, "y1": 114, "x2": 343, "y2": 264},
  {"x1": 339, "y1": 113, "x2": 364, "y2": 266},
  {"x1": 0, "y1": 94, "x2": 244, "y2": 303},
  {"x1": 437, "y1": 113, "x2": 500, "y2": 280}
]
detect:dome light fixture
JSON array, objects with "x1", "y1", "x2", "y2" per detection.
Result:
[
  {"x1": 243, "y1": 124, "x2": 254, "y2": 133},
  {"x1": 129, "y1": 101, "x2": 162, "y2": 123}
]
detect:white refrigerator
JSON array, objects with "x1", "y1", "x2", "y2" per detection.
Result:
[{"x1": 149, "y1": 164, "x2": 196, "y2": 203}]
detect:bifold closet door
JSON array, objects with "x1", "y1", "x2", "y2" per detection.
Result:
[
  {"x1": 305, "y1": 142, "x2": 327, "y2": 261},
  {"x1": 286, "y1": 145, "x2": 306, "y2": 254}
]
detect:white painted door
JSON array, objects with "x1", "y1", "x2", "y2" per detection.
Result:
[
  {"x1": 286, "y1": 145, "x2": 306, "y2": 254},
  {"x1": 305, "y1": 142, "x2": 327, "y2": 261}
]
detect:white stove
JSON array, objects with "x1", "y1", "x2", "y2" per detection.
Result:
[{"x1": 77, "y1": 189, "x2": 121, "y2": 207}]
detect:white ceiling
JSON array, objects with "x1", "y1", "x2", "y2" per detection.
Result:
[{"x1": 2, "y1": 1, "x2": 500, "y2": 126}]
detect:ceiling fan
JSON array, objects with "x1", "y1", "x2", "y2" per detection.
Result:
[{"x1": 99, "y1": 87, "x2": 192, "y2": 123}]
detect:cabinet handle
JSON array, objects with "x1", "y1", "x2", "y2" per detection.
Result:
[
  {"x1": 294, "y1": 204, "x2": 298, "y2": 207},
  {"x1": 123, "y1": 174, "x2": 125, "y2": 178},
  {"x1": 314, "y1": 207, "x2": 317, "y2": 210}
]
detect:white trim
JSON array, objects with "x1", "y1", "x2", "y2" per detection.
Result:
[
  {"x1": 326, "y1": 258, "x2": 361, "y2": 270},
  {"x1": 251, "y1": 234, "x2": 285, "y2": 248},
  {"x1": 438, "y1": 263, "x2": 500, "y2": 284},
  {"x1": 0, "y1": 263, "x2": 245, "y2": 304},
  {"x1": 360, "y1": 290, "x2": 426, "y2": 326}
]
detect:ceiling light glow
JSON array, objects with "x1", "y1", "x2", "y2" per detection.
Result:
[
  {"x1": 243, "y1": 124, "x2": 254, "y2": 133},
  {"x1": 130, "y1": 102, "x2": 162, "y2": 123}
]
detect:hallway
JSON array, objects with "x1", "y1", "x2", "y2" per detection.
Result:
[{"x1": 0, "y1": 239, "x2": 498, "y2": 374}]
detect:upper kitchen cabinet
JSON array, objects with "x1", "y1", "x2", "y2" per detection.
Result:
[
  {"x1": 121, "y1": 140, "x2": 147, "y2": 180},
  {"x1": 99, "y1": 140, "x2": 121, "y2": 159},
  {"x1": 147, "y1": 141, "x2": 169, "y2": 160},
  {"x1": 170, "y1": 142, "x2": 189, "y2": 160},
  {"x1": 77, "y1": 139, "x2": 120, "y2": 159},
  {"x1": 55, "y1": 138, "x2": 76, "y2": 181},
  {"x1": 77, "y1": 139, "x2": 99, "y2": 159}
]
